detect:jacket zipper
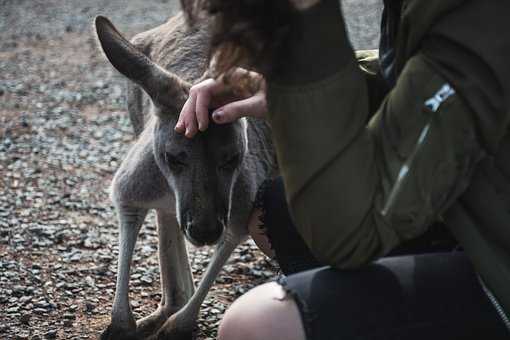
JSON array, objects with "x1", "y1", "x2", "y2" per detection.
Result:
[{"x1": 478, "y1": 276, "x2": 510, "y2": 332}]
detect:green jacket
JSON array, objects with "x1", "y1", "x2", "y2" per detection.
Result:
[{"x1": 266, "y1": 0, "x2": 510, "y2": 319}]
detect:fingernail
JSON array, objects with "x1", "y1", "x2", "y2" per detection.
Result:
[{"x1": 213, "y1": 110, "x2": 223, "y2": 122}]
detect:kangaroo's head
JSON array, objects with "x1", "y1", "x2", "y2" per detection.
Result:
[{"x1": 95, "y1": 16, "x2": 248, "y2": 246}]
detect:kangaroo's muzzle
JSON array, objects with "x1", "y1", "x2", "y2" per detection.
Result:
[{"x1": 185, "y1": 218, "x2": 224, "y2": 246}]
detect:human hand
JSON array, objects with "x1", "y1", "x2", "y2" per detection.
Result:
[{"x1": 175, "y1": 69, "x2": 267, "y2": 138}]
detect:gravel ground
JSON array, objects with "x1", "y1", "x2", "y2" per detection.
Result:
[{"x1": 0, "y1": 1, "x2": 382, "y2": 339}]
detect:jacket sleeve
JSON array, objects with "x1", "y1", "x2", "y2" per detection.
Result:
[
  {"x1": 265, "y1": 0, "x2": 486, "y2": 268},
  {"x1": 267, "y1": 68, "x2": 400, "y2": 268},
  {"x1": 266, "y1": 0, "x2": 400, "y2": 268}
]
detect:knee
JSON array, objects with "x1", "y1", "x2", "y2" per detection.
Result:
[{"x1": 218, "y1": 282, "x2": 306, "y2": 340}]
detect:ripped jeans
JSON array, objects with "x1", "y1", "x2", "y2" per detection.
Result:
[{"x1": 255, "y1": 177, "x2": 509, "y2": 340}]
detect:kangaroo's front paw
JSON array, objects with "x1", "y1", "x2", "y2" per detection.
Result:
[{"x1": 100, "y1": 323, "x2": 140, "y2": 340}]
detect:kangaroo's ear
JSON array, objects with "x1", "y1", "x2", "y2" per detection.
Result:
[{"x1": 94, "y1": 16, "x2": 190, "y2": 111}]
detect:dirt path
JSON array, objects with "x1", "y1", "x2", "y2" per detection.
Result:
[{"x1": 0, "y1": 1, "x2": 381, "y2": 339}]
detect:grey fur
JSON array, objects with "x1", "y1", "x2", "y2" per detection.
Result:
[{"x1": 94, "y1": 13, "x2": 277, "y2": 340}]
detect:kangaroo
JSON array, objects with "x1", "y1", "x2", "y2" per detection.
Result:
[{"x1": 94, "y1": 13, "x2": 276, "y2": 340}]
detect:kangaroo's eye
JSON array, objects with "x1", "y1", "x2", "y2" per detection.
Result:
[
  {"x1": 219, "y1": 154, "x2": 240, "y2": 171},
  {"x1": 165, "y1": 152, "x2": 187, "y2": 171}
]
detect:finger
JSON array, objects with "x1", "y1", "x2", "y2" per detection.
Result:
[
  {"x1": 175, "y1": 119, "x2": 185, "y2": 133},
  {"x1": 183, "y1": 94, "x2": 198, "y2": 138},
  {"x1": 175, "y1": 96, "x2": 194, "y2": 133},
  {"x1": 195, "y1": 90, "x2": 211, "y2": 132},
  {"x1": 184, "y1": 95, "x2": 199, "y2": 138},
  {"x1": 185, "y1": 116, "x2": 198, "y2": 138},
  {"x1": 212, "y1": 94, "x2": 267, "y2": 124}
]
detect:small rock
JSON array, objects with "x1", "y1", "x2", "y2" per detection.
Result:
[
  {"x1": 63, "y1": 313, "x2": 75, "y2": 320},
  {"x1": 69, "y1": 252, "x2": 81, "y2": 262},
  {"x1": 85, "y1": 302, "x2": 95, "y2": 313},
  {"x1": 34, "y1": 308, "x2": 48, "y2": 314},
  {"x1": 34, "y1": 301, "x2": 50, "y2": 309},
  {"x1": 93, "y1": 80, "x2": 107, "y2": 89},
  {"x1": 12, "y1": 285, "x2": 26, "y2": 296},
  {"x1": 19, "y1": 295, "x2": 32, "y2": 304},
  {"x1": 7, "y1": 306, "x2": 19, "y2": 313},
  {"x1": 85, "y1": 276, "x2": 94, "y2": 286},
  {"x1": 140, "y1": 275, "x2": 152, "y2": 285},
  {"x1": 20, "y1": 313, "x2": 31, "y2": 324},
  {"x1": 44, "y1": 330, "x2": 57, "y2": 339}
]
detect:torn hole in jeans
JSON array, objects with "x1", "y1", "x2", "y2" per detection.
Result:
[{"x1": 275, "y1": 275, "x2": 316, "y2": 340}]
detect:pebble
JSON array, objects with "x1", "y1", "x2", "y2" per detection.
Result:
[
  {"x1": 20, "y1": 313, "x2": 31, "y2": 325},
  {"x1": 44, "y1": 330, "x2": 57, "y2": 339},
  {"x1": 63, "y1": 313, "x2": 76, "y2": 320},
  {"x1": 7, "y1": 306, "x2": 19, "y2": 313},
  {"x1": 140, "y1": 275, "x2": 153, "y2": 285},
  {"x1": 85, "y1": 302, "x2": 95, "y2": 313},
  {"x1": 34, "y1": 308, "x2": 49, "y2": 315}
]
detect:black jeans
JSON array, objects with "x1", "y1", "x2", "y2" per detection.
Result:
[{"x1": 255, "y1": 177, "x2": 509, "y2": 340}]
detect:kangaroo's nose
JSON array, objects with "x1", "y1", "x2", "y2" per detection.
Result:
[{"x1": 186, "y1": 220, "x2": 223, "y2": 245}]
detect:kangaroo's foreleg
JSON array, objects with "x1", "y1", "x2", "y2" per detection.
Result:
[
  {"x1": 136, "y1": 210, "x2": 195, "y2": 339},
  {"x1": 153, "y1": 230, "x2": 246, "y2": 340},
  {"x1": 101, "y1": 206, "x2": 148, "y2": 340}
]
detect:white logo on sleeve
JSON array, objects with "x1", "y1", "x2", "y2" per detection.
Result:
[{"x1": 424, "y1": 83, "x2": 456, "y2": 112}]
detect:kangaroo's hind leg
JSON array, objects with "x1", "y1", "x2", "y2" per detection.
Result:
[
  {"x1": 136, "y1": 209, "x2": 195, "y2": 339},
  {"x1": 101, "y1": 206, "x2": 148, "y2": 340}
]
